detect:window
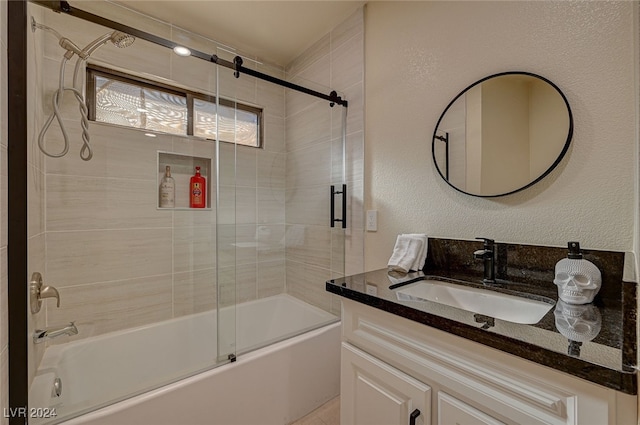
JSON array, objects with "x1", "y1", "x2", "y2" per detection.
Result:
[{"x1": 87, "y1": 65, "x2": 262, "y2": 147}]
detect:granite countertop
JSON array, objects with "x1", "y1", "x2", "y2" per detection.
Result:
[{"x1": 326, "y1": 238, "x2": 637, "y2": 395}]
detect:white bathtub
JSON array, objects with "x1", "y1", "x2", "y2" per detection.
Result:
[{"x1": 29, "y1": 294, "x2": 341, "y2": 425}]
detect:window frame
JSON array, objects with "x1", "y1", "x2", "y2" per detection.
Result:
[{"x1": 86, "y1": 64, "x2": 263, "y2": 148}]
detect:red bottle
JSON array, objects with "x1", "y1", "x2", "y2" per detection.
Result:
[{"x1": 190, "y1": 166, "x2": 206, "y2": 208}]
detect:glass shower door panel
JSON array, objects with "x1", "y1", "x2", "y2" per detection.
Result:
[
  {"x1": 215, "y1": 51, "x2": 238, "y2": 362},
  {"x1": 284, "y1": 74, "x2": 346, "y2": 319},
  {"x1": 27, "y1": 5, "x2": 223, "y2": 422}
]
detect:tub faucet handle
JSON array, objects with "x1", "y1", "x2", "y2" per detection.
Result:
[
  {"x1": 30, "y1": 272, "x2": 61, "y2": 314},
  {"x1": 40, "y1": 285, "x2": 60, "y2": 307}
]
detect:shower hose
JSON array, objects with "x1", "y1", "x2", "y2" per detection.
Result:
[{"x1": 38, "y1": 54, "x2": 94, "y2": 161}]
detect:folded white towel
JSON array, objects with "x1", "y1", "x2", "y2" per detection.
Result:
[
  {"x1": 387, "y1": 234, "x2": 428, "y2": 273},
  {"x1": 404, "y1": 233, "x2": 428, "y2": 271}
]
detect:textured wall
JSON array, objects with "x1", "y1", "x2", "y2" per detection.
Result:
[{"x1": 365, "y1": 1, "x2": 637, "y2": 270}]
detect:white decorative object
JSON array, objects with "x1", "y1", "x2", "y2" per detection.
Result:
[
  {"x1": 553, "y1": 242, "x2": 602, "y2": 304},
  {"x1": 554, "y1": 300, "x2": 602, "y2": 343},
  {"x1": 387, "y1": 234, "x2": 428, "y2": 273}
]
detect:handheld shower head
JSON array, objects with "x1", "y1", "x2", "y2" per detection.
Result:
[
  {"x1": 81, "y1": 31, "x2": 135, "y2": 57},
  {"x1": 111, "y1": 31, "x2": 135, "y2": 49},
  {"x1": 33, "y1": 16, "x2": 136, "y2": 162}
]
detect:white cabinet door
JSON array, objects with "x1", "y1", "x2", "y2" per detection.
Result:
[
  {"x1": 437, "y1": 392, "x2": 505, "y2": 425},
  {"x1": 342, "y1": 342, "x2": 431, "y2": 425}
]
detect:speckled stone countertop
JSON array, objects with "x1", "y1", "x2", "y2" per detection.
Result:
[{"x1": 326, "y1": 238, "x2": 638, "y2": 395}]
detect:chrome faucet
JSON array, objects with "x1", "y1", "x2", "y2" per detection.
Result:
[
  {"x1": 33, "y1": 322, "x2": 78, "y2": 344},
  {"x1": 473, "y1": 237, "x2": 496, "y2": 284}
]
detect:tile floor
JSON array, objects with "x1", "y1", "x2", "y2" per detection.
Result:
[{"x1": 290, "y1": 396, "x2": 340, "y2": 425}]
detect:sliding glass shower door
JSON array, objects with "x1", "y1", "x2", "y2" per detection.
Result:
[
  {"x1": 25, "y1": 3, "x2": 232, "y2": 423},
  {"x1": 20, "y1": 1, "x2": 356, "y2": 423}
]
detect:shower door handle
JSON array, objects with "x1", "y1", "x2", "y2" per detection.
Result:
[{"x1": 330, "y1": 184, "x2": 347, "y2": 229}]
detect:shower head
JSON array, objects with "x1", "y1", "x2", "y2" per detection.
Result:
[
  {"x1": 30, "y1": 17, "x2": 134, "y2": 60},
  {"x1": 81, "y1": 31, "x2": 136, "y2": 57},
  {"x1": 111, "y1": 31, "x2": 136, "y2": 49}
]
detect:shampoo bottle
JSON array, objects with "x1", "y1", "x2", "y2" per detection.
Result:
[
  {"x1": 190, "y1": 166, "x2": 206, "y2": 208},
  {"x1": 159, "y1": 165, "x2": 175, "y2": 208}
]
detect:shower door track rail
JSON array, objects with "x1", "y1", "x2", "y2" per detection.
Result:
[{"x1": 30, "y1": 0, "x2": 349, "y2": 108}]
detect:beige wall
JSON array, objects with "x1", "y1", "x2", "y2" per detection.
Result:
[
  {"x1": 285, "y1": 8, "x2": 365, "y2": 316},
  {"x1": 0, "y1": 0, "x2": 7, "y2": 422},
  {"x1": 365, "y1": 1, "x2": 637, "y2": 270}
]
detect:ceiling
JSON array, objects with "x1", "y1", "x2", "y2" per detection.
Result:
[{"x1": 113, "y1": 1, "x2": 366, "y2": 66}]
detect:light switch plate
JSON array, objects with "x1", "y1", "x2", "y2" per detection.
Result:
[{"x1": 366, "y1": 210, "x2": 377, "y2": 231}]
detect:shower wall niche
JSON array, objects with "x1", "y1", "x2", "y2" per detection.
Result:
[{"x1": 158, "y1": 152, "x2": 212, "y2": 209}]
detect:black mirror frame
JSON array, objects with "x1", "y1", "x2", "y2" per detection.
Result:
[{"x1": 432, "y1": 71, "x2": 574, "y2": 198}]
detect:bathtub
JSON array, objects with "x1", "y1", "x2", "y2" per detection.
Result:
[{"x1": 29, "y1": 294, "x2": 341, "y2": 425}]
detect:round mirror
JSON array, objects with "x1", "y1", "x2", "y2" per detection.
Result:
[{"x1": 432, "y1": 72, "x2": 573, "y2": 197}]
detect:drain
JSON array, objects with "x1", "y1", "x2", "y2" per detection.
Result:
[{"x1": 52, "y1": 377, "x2": 62, "y2": 397}]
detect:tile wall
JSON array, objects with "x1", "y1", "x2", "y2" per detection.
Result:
[
  {"x1": 284, "y1": 9, "x2": 365, "y2": 316},
  {"x1": 11, "y1": 0, "x2": 364, "y2": 398},
  {"x1": 30, "y1": 2, "x2": 286, "y2": 349}
]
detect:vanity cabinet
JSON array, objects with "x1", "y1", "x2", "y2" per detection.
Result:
[
  {"x1": 340, "y1": 299, "x2": 636, "y2": 425},
  {"x1": 342, "y1": 342, "x2": 431, "y2": 425}
]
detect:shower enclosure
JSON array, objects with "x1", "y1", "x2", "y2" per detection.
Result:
[{"x1": 8, "y1": 1, "x2": 364, "y2": 423}]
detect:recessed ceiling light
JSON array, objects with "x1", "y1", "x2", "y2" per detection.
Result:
[
  {"x1": 173, "y1": 46, "x2": 191, "y2": 57},
  {"x1": 144, "y1": 133, "x2": 157, "y2": 138}
]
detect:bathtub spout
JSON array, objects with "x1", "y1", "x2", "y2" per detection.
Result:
[{"x1": 34, "y1": 322, "x2": 78, "y2": 344}]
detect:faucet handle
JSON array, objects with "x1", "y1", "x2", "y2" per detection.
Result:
[
  {"x1": 475, "y1": 237, "x2": 495, "y2": 248},
  {"x1": 30, "y1": 272, "x2": 61, "y2": 313},
  {"x1": 40, "y1": 285, "x2": 60, "y2": 308}
]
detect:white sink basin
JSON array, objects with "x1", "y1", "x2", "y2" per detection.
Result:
[{"x1": 395, "y1": 279, "x2": 555, "y2": 325}]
